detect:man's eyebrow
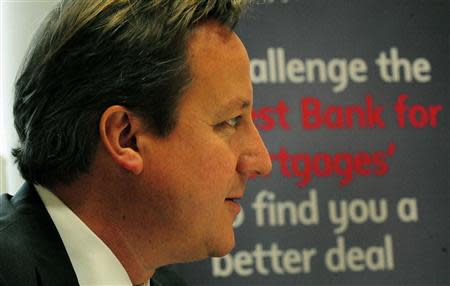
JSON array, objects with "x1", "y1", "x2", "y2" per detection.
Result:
[
  {"x1": 215, "y1": 98, "x2": 251, "y2": 117},
  {"x1": 215, "y1": 98, "x2": 251, "y2": 119},
  {"x1": 223, "y1": 98, "x2": 251, "y2": 112}
]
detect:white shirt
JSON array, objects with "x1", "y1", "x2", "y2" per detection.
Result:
[{"x1": 35, "y1": 185, "x2": 148, "y2": 286}]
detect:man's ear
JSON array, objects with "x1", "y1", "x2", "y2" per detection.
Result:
[{"x1": 99, "y1": 105, "x2": 144, "y2": 175}]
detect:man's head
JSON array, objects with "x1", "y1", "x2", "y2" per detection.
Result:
[
  {"x1": 12, "y1": 0, "x2": 272, "y2": 280},
  {"x1": 13, "y1": 0, "x2": 247, "y2": 188},
  {"x1": 92, "y1": 22, "x2": 271, "y2": 272}
]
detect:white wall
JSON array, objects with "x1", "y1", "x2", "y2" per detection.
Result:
[{"x1": 1, "y1": 0, "x2": 57, "y2": 194}]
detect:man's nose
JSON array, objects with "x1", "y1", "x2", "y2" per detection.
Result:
[{"x1": 236, "y1": 122, "x2": 272, "y2": 177}]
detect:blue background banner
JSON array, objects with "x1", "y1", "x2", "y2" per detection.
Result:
[{"x1": 176, "y1": 1, "x2": 449, "y2": 285}]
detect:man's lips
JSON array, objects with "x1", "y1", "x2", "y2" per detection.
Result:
[
  {"x1": 225, "y1": 194, "x2": 243, "y2": 202},
  {"x1": 225, "y1": 197, "x2": 242, "y2": 214}
]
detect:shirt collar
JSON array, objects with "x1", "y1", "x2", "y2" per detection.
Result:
[{"x1": 35, "y1": 185, "x2": 136, "y2": 286}]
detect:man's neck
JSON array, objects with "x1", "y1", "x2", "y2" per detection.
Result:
[{"x1": 51, "y1": 176, "x2": 157, "y2": 285}]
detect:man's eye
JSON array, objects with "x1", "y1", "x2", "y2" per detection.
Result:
[
  {"x1": 225, "y1": 116, "x2": 242, "y2": 127},
  {"x1": 215, "y1": 116, "x2": 242, "y2": 130}
]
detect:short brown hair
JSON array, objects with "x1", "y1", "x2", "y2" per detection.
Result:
[{"x1": 13, "y1": 0, "x2": 248, "y2": 187}]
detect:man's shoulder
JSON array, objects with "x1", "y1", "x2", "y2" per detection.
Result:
[
  {"x1": 152, "y1": 266, "x2": 188, "y2": 286},
  {"x1": 0, "y1": 183, "x2": 79, "y2": 286},
  {"x1": 0, "y1": 183, "x2": 46, "y2": 234},
  {"x1": 0, "y1": 185, "x2": 46, "y2": 284},
  {"x1": 0, "y1": 185, "x2": 37, "y2": 254}
]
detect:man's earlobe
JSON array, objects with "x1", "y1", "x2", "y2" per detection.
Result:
[{"x1": 99, "y1": 106, "x2": 144, "y2": 175}]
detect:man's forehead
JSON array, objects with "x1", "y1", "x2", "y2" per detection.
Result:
[
  {"x1": 180, "y1": 21, "x2": 252, "y2": 118},
  {"x1": 185, "y1": 22, "x2": 250, "y2": 88},
  {"x1": 187, "y1": 21, "x2": 247, "y2": 64}
]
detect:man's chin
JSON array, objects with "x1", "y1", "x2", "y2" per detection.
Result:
[
  {"x1": 178, "y1": 228, "x2": 236, "y2": 262},
  {"x1": 208, "y1": 235, "x2": 236, "y2": 258}
]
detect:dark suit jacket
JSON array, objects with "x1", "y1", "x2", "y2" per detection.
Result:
[{"x1": 0, "y1": 183, "x2": 186, "y2": 286}]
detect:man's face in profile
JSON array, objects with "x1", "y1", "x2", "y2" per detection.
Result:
[{"x1": 129, "y1": 22, "x2": 272, "y2": 264}]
